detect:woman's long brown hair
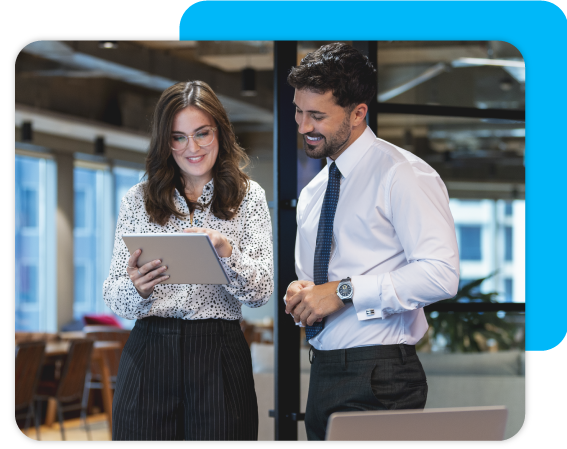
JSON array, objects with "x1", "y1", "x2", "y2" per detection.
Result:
[{"x1": 143, "y1": 81, "x2": 250, "y2": 225}]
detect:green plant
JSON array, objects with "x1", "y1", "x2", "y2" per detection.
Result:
[{"x1": 422, "y1": 273, "x2": 525, "y2": 353}]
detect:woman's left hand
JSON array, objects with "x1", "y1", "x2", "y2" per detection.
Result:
[{"x1": 183, "y1": 227, "x2": 233, "y2": 258}]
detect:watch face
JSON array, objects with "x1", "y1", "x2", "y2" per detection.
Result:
[{"x1": 339, "y1": 283, "x2": 352, "y2": 298}]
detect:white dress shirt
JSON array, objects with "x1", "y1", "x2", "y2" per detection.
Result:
[
  {"x1": 294, "y1": 126, "x2": 460, "y2": 350},
  {"x1": 103, "y1": 179, "x2": 274, "y2": 322}
]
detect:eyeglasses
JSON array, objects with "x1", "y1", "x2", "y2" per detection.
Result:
[{"x1": 171, "y1": 126, "x2": 217, "y2": 151}]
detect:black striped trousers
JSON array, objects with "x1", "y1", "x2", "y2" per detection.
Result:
[{"x1": 112, "y1": 316, "x2": 258, "y2": 440}]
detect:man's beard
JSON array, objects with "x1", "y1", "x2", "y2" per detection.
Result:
[{"x1": 303, "y1": 116, "x2": 351, "y2": 160}]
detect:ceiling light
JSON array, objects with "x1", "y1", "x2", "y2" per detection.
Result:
[
  {"x1": 99, "y1": 41, "x2": 118, "y2": 49},
  {"x1": 22, "y1": 121, "x2": 33, "y2": 142},
  {"x1": 241, "y1": 67, "x2": 257, "y2": 97},
  {"x1": 95, "y1": 136, "x2": 105, "y2": 155},
  {"x1": 451, "y1": 58, "x2": 524, "y2": 68}
]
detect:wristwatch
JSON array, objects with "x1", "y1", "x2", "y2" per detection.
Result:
[{"x1": 336, "y1": 277, "x2": 354, "y2": 304}]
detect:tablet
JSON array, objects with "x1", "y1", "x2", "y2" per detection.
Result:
[{"x1": 122, "y1": 233, "x2": 230, "y2": 285}]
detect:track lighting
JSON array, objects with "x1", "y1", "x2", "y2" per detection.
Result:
[
  {"x1": 22, "y1": 121, "x2": 33, "y2": 142},
  {"x1": 98, "y1": 41, "x2": 118, "y2": 49},
  {"x1": 95, "y1": 136, "x2": 105, "y2": 155},
  {"x1": 241, "y1": 67, "x2": 257, "y2": 97}
]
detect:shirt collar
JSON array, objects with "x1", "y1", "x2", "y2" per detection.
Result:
[{"x1": 326, "y1": 126, "x2": 376, "y2": 179}]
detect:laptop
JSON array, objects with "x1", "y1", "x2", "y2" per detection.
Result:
[{"x1": 326, "y1": 406, "x2": 508, "y2": 441}]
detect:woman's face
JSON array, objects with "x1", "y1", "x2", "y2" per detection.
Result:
[{"x1": 171, "y1": 106, "x2": 219, "y2": 189}]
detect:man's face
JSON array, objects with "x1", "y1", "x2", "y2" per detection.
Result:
[{"x1": 293, "y1": 89, "x2": 353, "y2": 160}]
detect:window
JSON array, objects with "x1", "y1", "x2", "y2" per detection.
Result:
[
  {"x1": 19, "y1": 263, "x2": 38, "y2": 304},
  {"x1": 504, "y1": 201, "x2": 513, "y2": 216},
  {"x1": 15, "y1": 155, "x2": 57, "y2": 331},
  {"x1": 73, "y1": 263, "x2": 88, "y2": 305},
  {"x1": 73, "y1": 164, "x2": 144, "y2": 322},
  {"x1": 21, "y1": 188, "x2": 39, "y2": 228},
  {"x1": 504, "y1": 226, "x2": 513, "y2": 261},
  {"x1": 74, "y1": 166, "x2": 111, "y2": 320},
  {"x1": 114, "y1": 166, "x2": 144, "y2": 219},
  {"x1": 74, "y1": 189, "x2": 87, "y2": 229},
  {"x1": 459, "y1": 225, "x2": 482, "y2": 261},
  {"x1": 504, "y1": 278, "x2": 513, "y2": 302}
]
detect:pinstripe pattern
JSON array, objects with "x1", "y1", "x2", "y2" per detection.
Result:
[{"x1": 112, "y1": 317, "x2": 258, "y2": 440}]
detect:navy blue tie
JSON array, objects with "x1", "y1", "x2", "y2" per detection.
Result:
[{"x1": 306, "y1": 162, "x2": 342, "y2": 341}]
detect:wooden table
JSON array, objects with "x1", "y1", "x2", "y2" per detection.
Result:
[{"x1": 45, "y1": 340, "x2": 120, "y2": 436}]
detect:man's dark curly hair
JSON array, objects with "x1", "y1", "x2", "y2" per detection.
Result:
[{"x1": 287, "y1": 42, "x2": 377, "y2": 109}]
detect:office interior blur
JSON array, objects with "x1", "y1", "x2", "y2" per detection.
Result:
[{"x1": 15, "y1": 41, "x2": 525, "y2": 440}]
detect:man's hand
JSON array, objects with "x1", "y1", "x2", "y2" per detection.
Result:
[
  {"x1": 284, "y1": 280, "x2": 322, "y2": 325},
  {"x1": 285, "y1": 281, "x2": 344, "y2": 326},
  {"x1": 284, "y1": 280, "x2": 314, "y2": 305}
]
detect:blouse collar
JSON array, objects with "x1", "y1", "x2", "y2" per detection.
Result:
[{"x1": 174, "y1": 178, "x2": 214, "y2": 211}]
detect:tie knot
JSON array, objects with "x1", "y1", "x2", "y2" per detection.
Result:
[{"x1": 329, "y1": 162, "x2": 341, "y2": 179}]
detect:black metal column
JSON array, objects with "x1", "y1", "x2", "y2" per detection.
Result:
[
  {"x1": 352, "y1": 41, "x2": 378, "y2": 134},
  {"x1": 273, "y1": 41, "x2": 300, "y2": 441}
]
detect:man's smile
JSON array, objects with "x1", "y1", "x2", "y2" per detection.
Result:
[{"x1": 305, "y1": 135, "x2": 324, "y2": 144}]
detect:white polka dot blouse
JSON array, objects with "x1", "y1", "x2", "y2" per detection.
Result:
[{"x1": 103, "y1": 179, "x2": 274, "y2": 321}]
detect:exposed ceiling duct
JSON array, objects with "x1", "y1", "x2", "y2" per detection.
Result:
[
  {"x1": 378, "y1": 57, "x2": 525, "y2": 102},
  {"x1": 378, "y1": 62, "x2": 449, "y2": 102},
  {"x1": 21, "y1": 41, "x2": 273, "y2": 125}
]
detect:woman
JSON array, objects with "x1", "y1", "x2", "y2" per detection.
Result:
[{"x1": 103, "y1": 80, "x2": 273, "y2": 441}]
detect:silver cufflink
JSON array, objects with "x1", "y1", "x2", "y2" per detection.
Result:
[{"x1": 366, "y1": 309, "x2": 375, "y2": 316}]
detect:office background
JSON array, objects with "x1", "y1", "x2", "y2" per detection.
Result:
[{"x1": 15, "y1": 40, "x2": 525, "y2": 439}]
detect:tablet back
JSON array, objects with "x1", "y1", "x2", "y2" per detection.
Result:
[{"x1": 122, "y1": 233, "x2": 229, "y2": 284}]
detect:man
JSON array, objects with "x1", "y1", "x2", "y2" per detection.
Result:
[{"x1": 284, "y1": 43, "x2": 460, "y2": 440}]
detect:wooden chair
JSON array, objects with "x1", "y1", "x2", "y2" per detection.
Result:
[
  {"x1": 83, "y1": 327, "x2": 130, "y2": 386},
  {"x1": 15, "y1": 341, "x2": 46, "y2": 439},
  {"x1": 35, "y1": 339, "x2": 94, "y2": 441},
  {"x1": 240, "y1": 320, "x2": 256, "y2": 346},
  {"x1": 15, "y1": 332, "x2": 58, "y2": 345},
  {"x1": 82, "y1": 327, "x2": 130, "y2": 418}
]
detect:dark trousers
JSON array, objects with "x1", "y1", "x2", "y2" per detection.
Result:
[
  {"x1": 112, "y1": 317, "x2": 258, "y2": 440},
  {"x1": 305, "y1": 344, "x2": 428, "y2": 440}
]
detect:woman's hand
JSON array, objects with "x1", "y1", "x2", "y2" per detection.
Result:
[
  {"x1": 183, "y1": 227, "x2": 233, "y2": 258},
  {"x1": 126, "y1": 249, "x2": 170, "y2": 299}
]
